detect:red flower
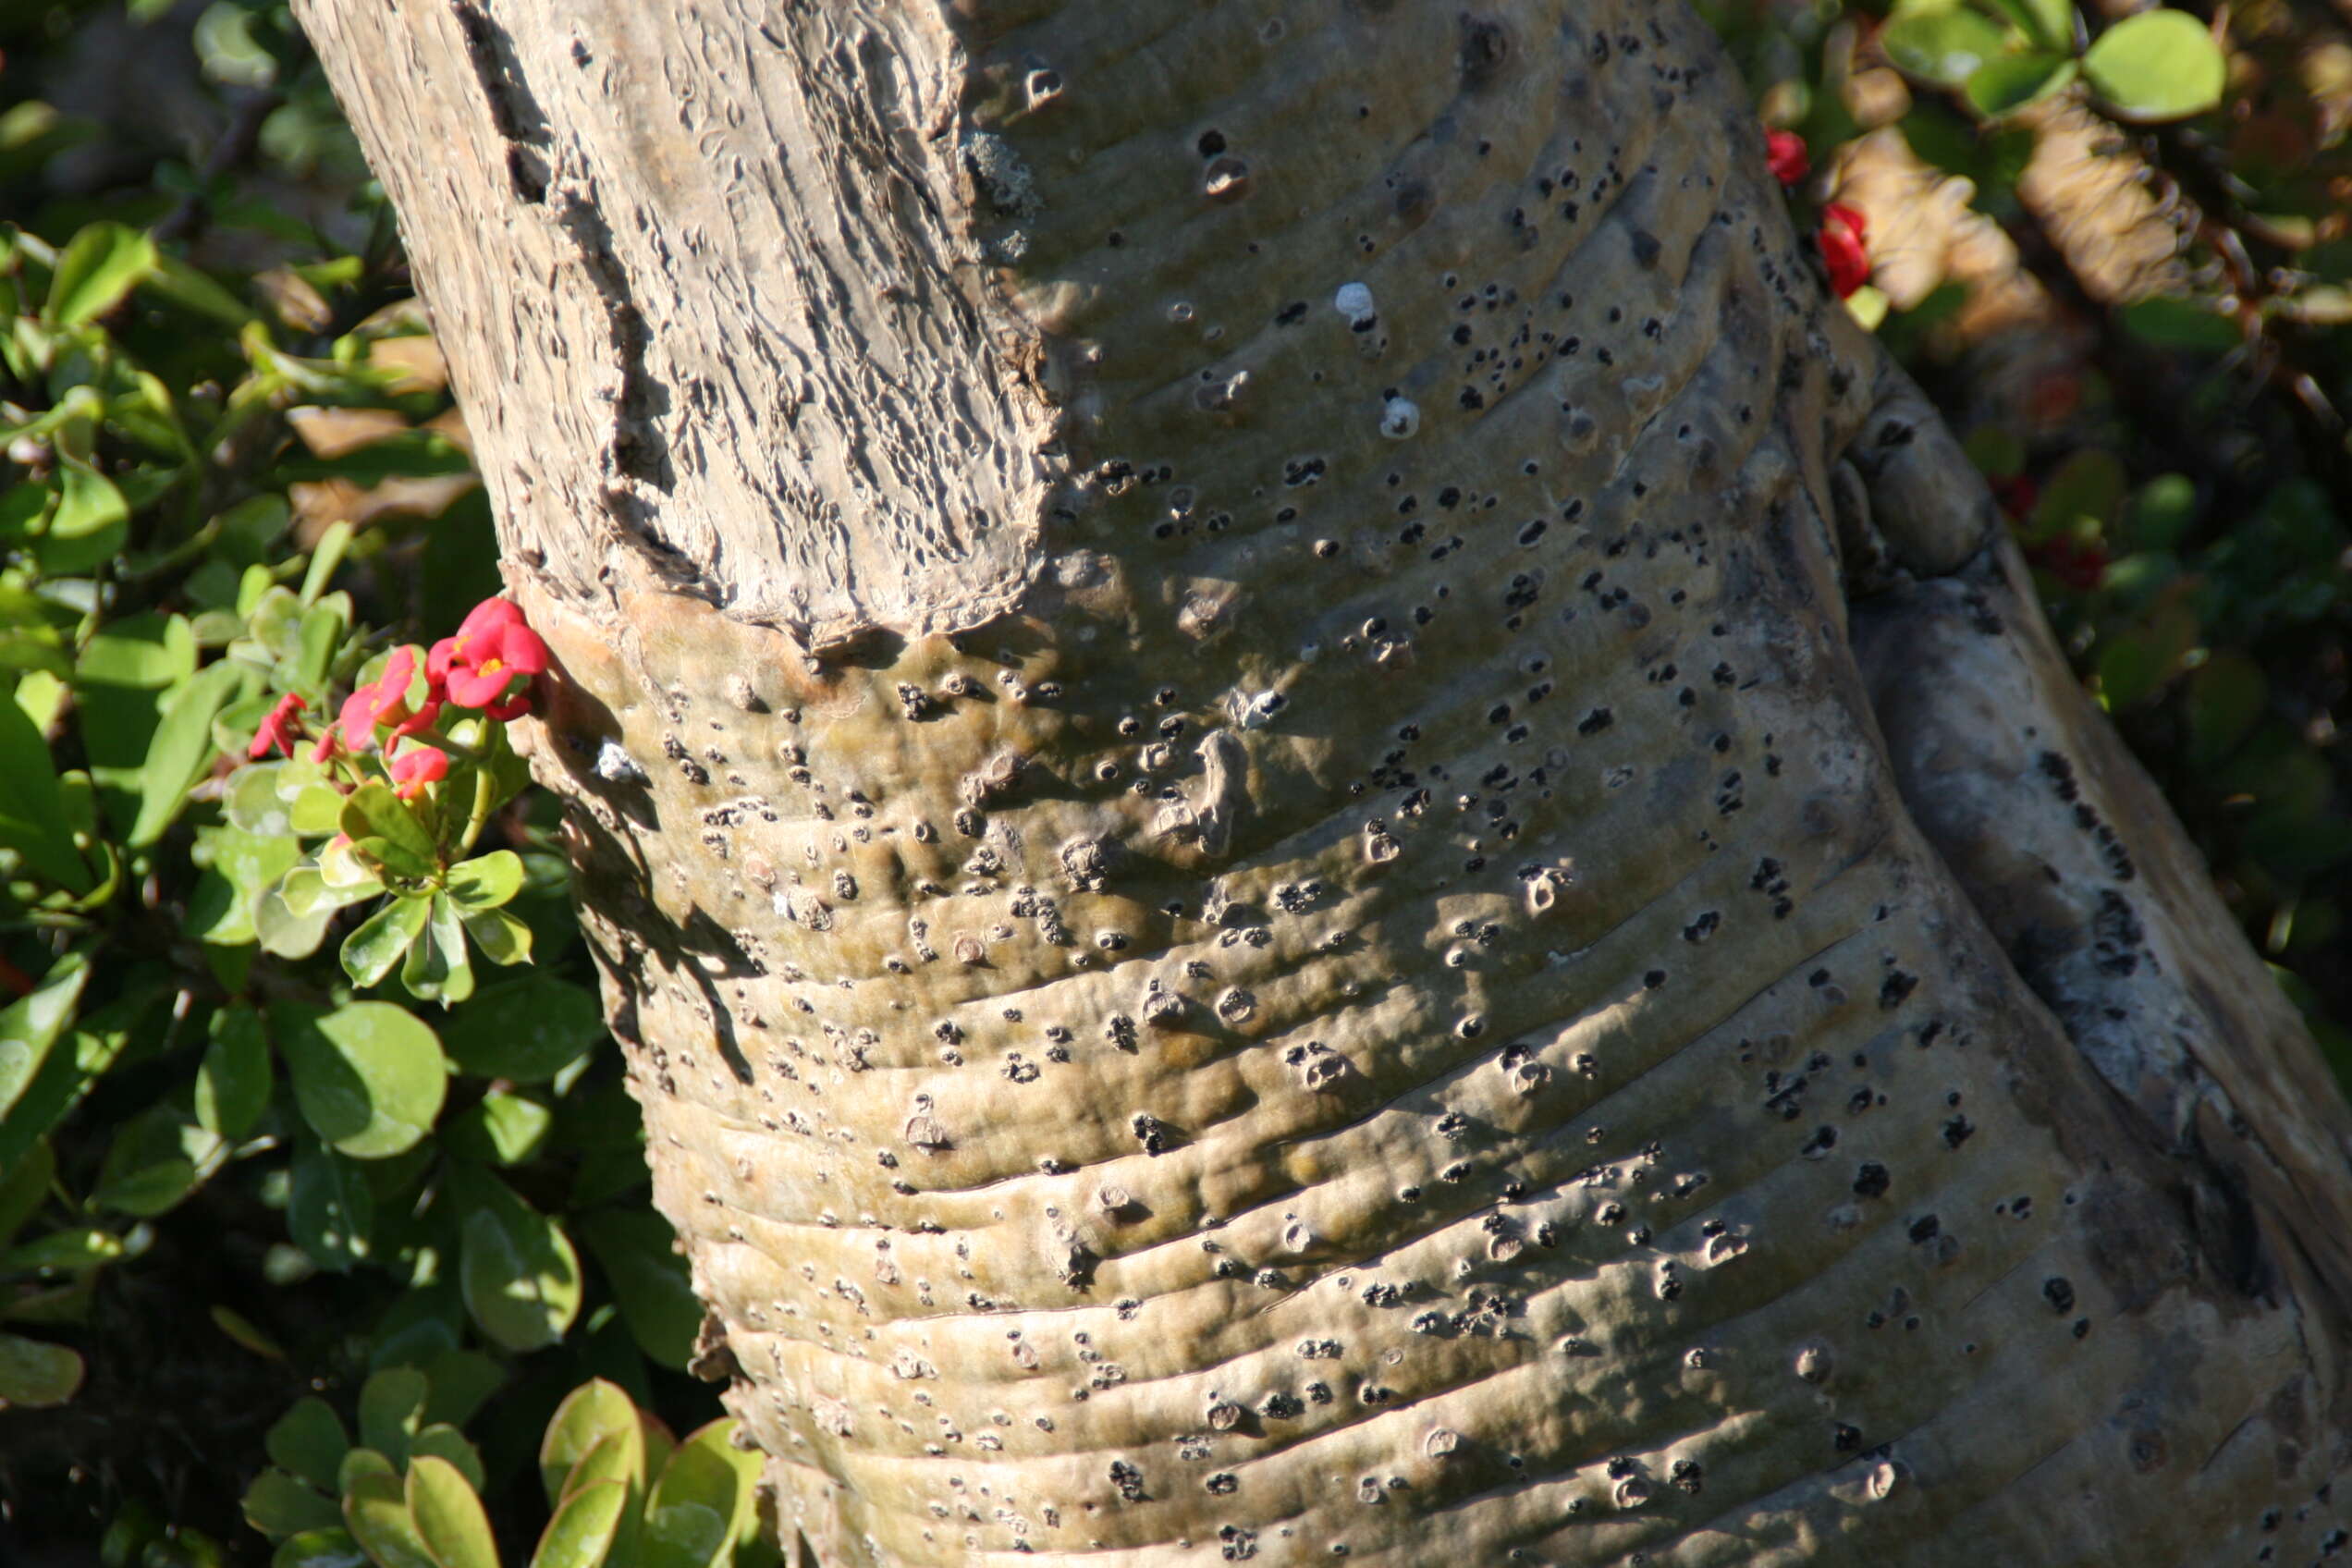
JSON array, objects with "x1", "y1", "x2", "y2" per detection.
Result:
[
  {"x1": 1766, "y1": 129, "x2": 1809, "y2": 187},
  {"x1": 328, "y1": 646, "x2": 440, "y2": 755},
  {"x1": 429, "y1": 597, "x2": 547, "y2": 719},
  {"x1": 1819, "y1": 202, "x2": 1871, "y2": 299},
  {"x1": 390, "y1": 744, "x2": 449, "y2": 801},
  {"x1": 248, "y1": 692, "x2": 309, "y2": 760}
]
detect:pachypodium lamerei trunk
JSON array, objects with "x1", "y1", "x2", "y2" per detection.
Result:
[{"x1": 297, "y1": 1, "x2": 2352, "y2": 1562}]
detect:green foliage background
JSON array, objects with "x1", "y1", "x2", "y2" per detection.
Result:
[{"x1": 0, "y1": 1, "x2": 2343, "y2": 1564}]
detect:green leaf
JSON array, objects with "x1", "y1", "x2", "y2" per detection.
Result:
[
  {"x1": 409, "y1": 1426, "x2": 487, "y2": 1496},
  {"x1": 197, "y1": 1002, "x2": 273, "y2": 1138},
  {"x1": 1965, "y1": 52, "x2": 2076, "y2": 116},
  {"x1": 279, "y1": 863, "x2": 385, "y2": 920},
  {"x1": 0, "y1": 1137, "x2": 54, "y2": 1250},
  {"x1": 144, "y1": 252, "x2": 256, "y2": 327},
  {"x1": 642, "y1": 1421, "x2": 764, "y2": 1568},
  {"x1": 0, "y1": 1330, "x2": 83, "y2": 1406},
  {"x1": 0, "y1": 953, "x2": 91, "y2": 1128},
  {"x1": 340, "y1": 781, "x2": 440, "y2": 882},
  {"x1": 300, "y1": 523, "x2": 356, "y2": 607},
  {"x1": 442, "y1": 978, "x2": 603, "y2": 1084},
  {"x1": 446, "y1": 852, "x2": 524, "y2": 911},
  {"x1": 46, "y1": 222, "x2": 157, "y2": 326},
  {"x1": 446, "y1": 1090, "x2": 555, "y2": 1168},
  {"x1": 1881, "y1": 6, "x2": 2014, "y2": 87},
  {"x1": 289, "y1": 1136, "x2": 374, "y2": 1271},
  {"x1": 243, "y1": 1470, "x2": 346, "y2": 1541},
  {"x1": 359, "y1": 1366, "x2": 430, "y2": 1467},
  {"x1": 458, "y1": 906, "x2": 533, "y2": 969},
  {"x1": 1982, "y1": 0, "x2": 2072, "y2": 49},
  {"x1": 227, "y1": 762, "x2": 308, "y2": 839},
  {"x1": 538, "y1": 1380, "x2": 641, "y2": 1509},
  {"x1": 77, "y1": 612, "x2": 196, "y2": 689},
  {"x1": 256, "y1": 872, "x2": 337, "y2": 960},
  {"x1": 418, "y1": 1350, "x2": 506, "y2": 1431},
  {"x1": 339, "y1": 1448, "x2": 398, "y2": 1494},
  {"x1": 457, "y1": 1169, "x2": 582, "y2": 1353},
  {"x1": 4, "y1": 1226, "x2": 123, "y2": 1273},
  {"x1": 0, "y1": 692, "x2": 92, "y2": 890},
  {"x1": 529, "y1": 1480, "x2": 625, "y2": 1568},
  {"x1": 407, "y1": 1456, "x2": 497, "y2": 1568},
  {"x1": 343, "y1": 894, "x2": 432, "y2": 989},
  {"x1": 342, "y1": 1469, "x2": 436, "y2": 1568},
  {"x1": 92, "y1": 1103, "x2": 213, "y2": 1216},
  {"x1": 132, "y1": 659, "x2": 248, "y2": 847},
  {"x1": 402, "y1": 894, "x2": 476, "y2": 1008},
  {"x1": 276, "y1": 1001, "x2": 447, "y2": 1159},
  {"x1": 575, "y1": 1209, "x2": 699, "y2": 1372},
  {"x1": 0, "y1": 1011, "x2": 137, "y2": 1176},
  {"x1": 274, "y1": 1528, "x2": 371, "y2": 1568},
  {"x1": 267, "y1": 1397, "x2": 352, "y2": 1494},
  {"x1": 39, "y1": 461, "x2": 130, "y2": 576},
  {"x1": 2083, "y1": 9, "x2": 2226, "y2": 122}
]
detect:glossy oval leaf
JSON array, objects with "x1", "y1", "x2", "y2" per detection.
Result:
[
  {"x1": 539, "y1": 1381, "x2": 641, "y2": 1508},
  {"x1": 529, "y1": 1479, "x2": 625, "y2": 1568},
  {"x1": 2083, "y1": 8, "x2": 2226, "y2": 122},
  {"x1": 409, "y1": 1425, "x2": 487, "y2": 1496},
  {"x1": 47, "y1": 221, "x2": 157, "y2": 325},
  {"x1": 266, "y1": 1396, "x2": 351, "y2": 1493},
  {"x1": 289, "y1": 1136, "x2": 374, "y2": 1271},
  {"x1": 442, "y1": 978, "x2": 603, "y2": 1084},
  {"x1": 242, "y1": 1470, "x2": 345, "y2": 1541},
  {"x1": 446, "y1": 851, "x2": 523, "y2": 911},
  {"x1": 407, "y1": 1455, "x2": 497, "y2": 1568},
  {"x1": 338, "y1": 781, "x2": 438, "y2": 881},
  {"x1": 358, "y1": 1366, "x2": 429, "y2": 1467},
  {"x1": 0, "y1": 1330, "x2": 84, "y2": 1407},
  {"x1": 445, "y1": 1090, "x2": 554, "y2": 1169},
  {"x1": 273, "y1": 1528, "x2": 371, "y2": 1568},
  {"x1": 1965, "y1": 52, "x2": 2076, "y2": 116},
  {"x1": 0, "y1": 952, "x2": 91, "y2": 1127},
  {"x1": 1881, "y1": 6, "x2": 2013, "y2": 87},
  {"x1": 574, "y1": 1208, "x2": 699, "y2": 1371},
  {"x1": 642, "y1": 1420, "x2": 764, "y2": 1568},
  {"x1": 276, "y1": 1001, "x2": 447, "y2": 1159},
  {"x1": 401, "y1": 893, "x2": 475, "y2": 1008},
  {"x1": 1983, "y1": 0, "x2": 2073, "y2": 49},
  {"x1": 457, "y1": 1170, "x2": 582, "y2": 1353},
  {"x1": 343, "y1": 894, "x2": 432, "y2": 989},
  {"x1": 341, "y1": 1470, "x2": 435, "y2": 1568},
  {"x1": 457, "y1": 906, "x2": 533, "y2": 970},
  {"x1": 132, "y1": 659, "x2": 248, "y2": 848},
  {"x1": 196, "y1": 1002, "x2": 273, "y2": 1139},
  {"x1": 0, "y1": 696, "x2": 93, "y2": 890}
]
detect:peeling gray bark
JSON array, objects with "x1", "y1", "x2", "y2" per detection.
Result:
[{"x1": 298, "y1": 2, "x2": 2352, "y2": 1563}]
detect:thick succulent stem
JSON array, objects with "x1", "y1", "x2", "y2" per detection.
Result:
[{"x1": 296, "y1": 1, "x2": 2352, "y2": 1562}]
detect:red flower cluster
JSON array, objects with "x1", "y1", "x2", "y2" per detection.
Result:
[
  {"x1": 391, "y1": 745, "x2": 449, "y2": 801},
  {"x1": 427, "y1": 596, "x2": 546, "y2": 721},
  {"x1": 1819, "y1": 202, "x2": 1871, "y2": 299},
  {"x1": 246, "y1": 597, "x2": 549, "y2": 791},
  {"x1": 249, "y1": 692, "x2": 309, "y2": 761},
  {"x1": 1766, "y1": 129, "x2": 1809, "y2": 187}
]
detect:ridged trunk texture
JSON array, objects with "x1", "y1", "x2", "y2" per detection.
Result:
[{"x1": 297, "y1": 2, "x2": 2352, "y2": 1563}]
